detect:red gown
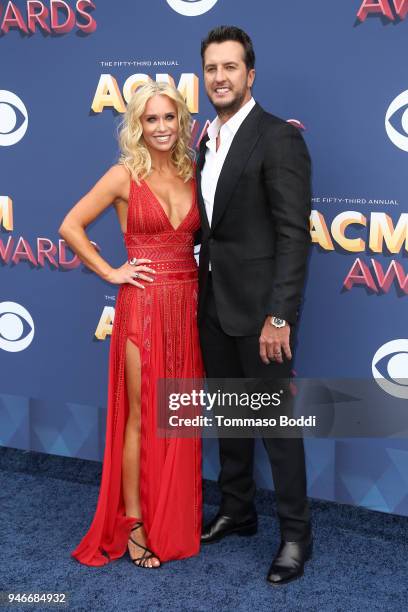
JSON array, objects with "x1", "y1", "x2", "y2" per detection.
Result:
[{"x1": 71, "y1": 176, "x2": 203, "y2": 566}]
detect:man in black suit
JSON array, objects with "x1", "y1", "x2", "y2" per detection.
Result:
[{"x1": 196, "y1": 26, "x2": 313, "y2": 586}]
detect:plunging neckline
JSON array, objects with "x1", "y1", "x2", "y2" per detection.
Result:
[{"x1": 142, "y1": 178, "x2": 195, "y2": 232}]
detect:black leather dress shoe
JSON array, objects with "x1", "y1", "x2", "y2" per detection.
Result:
[
  {"x1": 266, "y1": 537, "x2": 313, "y2": 586},
  {"x1": 201, "y1": 513, "x2": 258, "y2": 544}
]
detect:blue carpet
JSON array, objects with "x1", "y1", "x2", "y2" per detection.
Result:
[{"x1": 0, "y1": 449, "x2": 407, "y2": 611}]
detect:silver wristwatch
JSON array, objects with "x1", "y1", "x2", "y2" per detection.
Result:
[{"x1": 270, "y1": 316, "x2": 286, "y2": 329}]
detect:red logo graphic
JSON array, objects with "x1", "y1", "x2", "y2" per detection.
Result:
[
  {"x1": 344, "y1": 258, "x2": 408, "y2": 294},
  {"x1": 0, "y1": 196, "x2": 100, "y2": 268},
  {"x1": 357, "y1": 0, "x2": 408, "y2": 22},
  {"x1": 0, "y1": 1, "x2": 96, "y2": 34}
]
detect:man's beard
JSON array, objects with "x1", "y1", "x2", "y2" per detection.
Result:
[{"x1": 210, "y1": 87, "x2": 247, "y2": 119}]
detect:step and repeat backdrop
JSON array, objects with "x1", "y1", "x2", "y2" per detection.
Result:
[{"x1": 1, "y1": 0, "x2": 408, "y2": 515}]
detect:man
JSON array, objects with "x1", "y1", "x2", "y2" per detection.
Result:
[{"x1": 196, "y1": 26, "x2": 313, "y2": 586}]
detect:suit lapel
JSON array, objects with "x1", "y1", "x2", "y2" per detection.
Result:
[
  {"x1": 211, "y1": 103, "x2": 263, "y2": 230},
  {"x1": 195, "y1": 134, "x2": 210, "y2": 231}
]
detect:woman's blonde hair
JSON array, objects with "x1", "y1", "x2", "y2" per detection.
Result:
[{"x1": 118, "y1": 82, "x2": 194, "y2": 183}]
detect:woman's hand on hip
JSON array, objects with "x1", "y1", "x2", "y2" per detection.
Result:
[{"x1": 107, "y1": 258, "x2": 156, "y2": 289}]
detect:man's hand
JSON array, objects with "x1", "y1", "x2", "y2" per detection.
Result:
[{"x1": 259, "y1": 317, "x2": 292, "y2": 365}]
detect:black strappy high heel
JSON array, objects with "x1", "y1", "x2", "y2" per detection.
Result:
[{"x1": 128, "y1": 521, "x2": 161, "y2": 569}]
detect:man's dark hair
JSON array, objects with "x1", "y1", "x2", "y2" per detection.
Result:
[{"x1": 201, "y1": 25, "x2": 255, "y2": 71}]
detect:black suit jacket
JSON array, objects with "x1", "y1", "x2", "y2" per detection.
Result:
[{"x1": 196, "y1": 102, "x2": 311, "y2": 336}]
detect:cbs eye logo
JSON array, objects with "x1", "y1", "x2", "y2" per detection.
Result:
[
  {"x1": 0, "y1": 302, "x2": 34, "y2": 352},
  {"x1": 372, "y1": 339, "x2": 408, "y2": 399},
  {"x1": 0, "y1": 90, "x2": 29, "y2": 147},
  {"x1": 385, "y1": 90, "x2": 408, "y2": 153},
  {"x1": 166, "y1": 0, "x2": 218, "y2": 16}
]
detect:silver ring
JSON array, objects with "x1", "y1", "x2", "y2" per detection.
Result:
[
  {"x1": 129, "y1": 257, "x2": 139, "y2": 266},
  {"x1": 274, "y1": 352, "x2": 282, "y2": 355},
  {"x1": 133, "y1": 272, "x2": 140, "y2": 279}
]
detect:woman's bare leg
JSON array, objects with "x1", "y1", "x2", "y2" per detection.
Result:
[{"x1": 122, "y1": 339, "x2": 160, "y2": 567}]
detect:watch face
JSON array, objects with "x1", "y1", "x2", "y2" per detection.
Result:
[{"x1": 272, "y1": 317, "x2": 285, "y2": 328}]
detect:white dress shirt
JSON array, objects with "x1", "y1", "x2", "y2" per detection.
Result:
[
  {"x1": 201, "y1": 97, "x2": 256, "y2": 227},
  {"x1": 201, "y1": 97, "x2": 256, "y2": 269}
]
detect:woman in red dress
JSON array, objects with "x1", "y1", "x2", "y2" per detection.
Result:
[{"x1": 59, "y1": 82, "x2": 203, "y2": 568}]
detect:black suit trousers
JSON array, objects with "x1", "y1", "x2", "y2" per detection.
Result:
[{"x1": 199, "y1": 275, "x2": 311, "y2": 541}]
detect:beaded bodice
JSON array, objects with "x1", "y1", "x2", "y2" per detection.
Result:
[{"x1": 124, "y1": 178, "x2": 200, "y2": 284}]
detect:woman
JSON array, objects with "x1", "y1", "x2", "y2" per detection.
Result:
[{"x1": 59, "y1": 82, "x2": 203, "y2": 569}]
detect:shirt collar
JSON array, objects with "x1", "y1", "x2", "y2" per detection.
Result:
[{"x1": 207, "y1": 97, "x2": 256, "y2": 142}]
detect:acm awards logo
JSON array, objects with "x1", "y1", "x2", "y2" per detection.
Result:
[
  {"x1": 0, "y1": 196, "x2": 100, "y2": 267},
  {"x1": 357, "y1": 0, "x2": 408, "y2": 21},
  {"x1": 92, "y1": 73, "x2": 199, "y2": 115},
  {"x1": 92, "y1": 73, "x2": 210, "y2": 148},
  {"x1": 310, "y1": 210, "x2": 408, "y2": 294},
  {"x1": 0, "y1": 0, "x2": 96, "y2": 34},
  {"x1": 311, "y1": 84, "x2": 408, "y2": 295},
  {"x1": 166, "y1": 0, "x2": 218, "y2": 16}
]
